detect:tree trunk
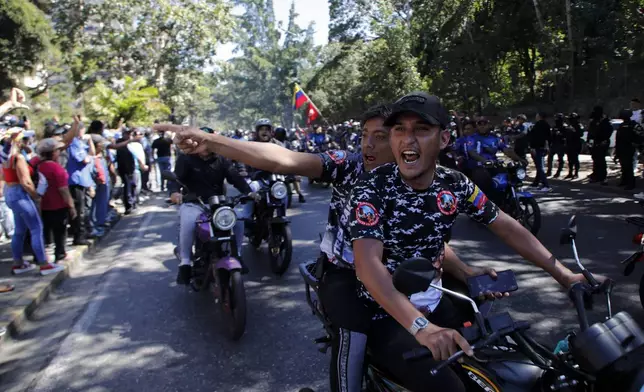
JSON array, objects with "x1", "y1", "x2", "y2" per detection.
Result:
[
  {"x1": 532, "y1": 0, "x2": 544, "y2": 30},
  {"x1": 565, "y1": 0, "x2": 575, "y2": 100}
]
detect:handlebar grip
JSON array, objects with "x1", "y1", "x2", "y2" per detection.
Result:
[
  {"x1": 582, "y1": 269, "x2": 599, "y2": 287},
  {"x1": 402, "y1": 347, "x2": 432, "y2": 362}
]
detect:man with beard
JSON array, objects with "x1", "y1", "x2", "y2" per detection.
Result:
[{"x1": 347, "y1": 92, "x2": 593, "y2": 391}]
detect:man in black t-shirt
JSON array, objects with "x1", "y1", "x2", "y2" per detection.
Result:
[
  {"x1": 115, "y1": 130, "x2": 137, "y2": 214},
  {"x1": 152, "y1": 131, "x2": 172, "y2": 192},
  {"x1": 348, "y1": 92, "x2": 593, "y2": 392}
]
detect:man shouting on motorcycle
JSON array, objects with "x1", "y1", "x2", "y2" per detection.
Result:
[{"x1": 345, "y1": 92, "x2": 597, "y2": 391}]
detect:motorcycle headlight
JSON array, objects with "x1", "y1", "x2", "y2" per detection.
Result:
[
  {"x1": 271, "y1": 181, "x2": 288, "y2": 199},
  {"x1": 212, "y1": 206, "x2": 236, "y2": 231},
  {"x1": 516, "y1": 168, "x2": 526, "y2": 180}
]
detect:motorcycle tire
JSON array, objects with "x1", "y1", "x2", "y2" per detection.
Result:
[
  {"x1": 518, "y1": 197, "x2": 541, "y2": 235},
  {"x1": 249, "y1": 227, "x2": 262, "y2": 249},
  {"x1": 218, "y1": 269, "x2": 247, "y2": 341},
  {"x1": 640, "y1": 273, "x2": 644, "y2": 310},
  {"x1": 269, "y1": 225, "x2": 293, "y2": 275}
]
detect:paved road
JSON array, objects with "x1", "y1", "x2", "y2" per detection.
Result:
[{"x1": 0, "y1": 182, "x2": 643, "y2": 392}]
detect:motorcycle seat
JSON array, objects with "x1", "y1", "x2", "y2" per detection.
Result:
[{"x1": 299, "y1": 260, "x2": 320, "y2": 289}]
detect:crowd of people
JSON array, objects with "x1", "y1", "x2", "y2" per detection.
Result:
[
  {"x1": 0, "y1": 88, "x2": 175, "y2": 281},
  {"x1": 442, "y1": 99, "x2": 644, "y2": 192}
]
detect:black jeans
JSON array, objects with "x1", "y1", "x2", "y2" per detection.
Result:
[
  {"x1": 368, "y1": 297, "x2": 466, "y2": 392},
  {"x1": 469, "y1": 166, "x2": 501, "y2": 205},
  {"x1": 69, "y1": 185, "x2": 90, "y2": 242},
  {"x1": 119, "y1": 173, "x2": 136, "y2": 211},
  {"x1": 318, "y1": 264, "x2": 372, "y2": 392},
  {"x1": 42, "y1": 208, "x2": 68, "y2": 260},
  {"x1": 618, "y1": 152, "x2": 636, "y2": 188},
  {"x1": 547, "y1": 144, "x2": 565, "y2": 175},
  {"x1": 591, "y1": 145, "x2": 609, "y2": 181},
  {"x1": 566, "y1": 146, "x2": 581, "y2": 175}
]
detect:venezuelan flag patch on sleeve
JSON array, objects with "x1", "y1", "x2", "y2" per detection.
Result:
[{"x1": 467, "y1": 185, "x2": 488, "y2": 210}]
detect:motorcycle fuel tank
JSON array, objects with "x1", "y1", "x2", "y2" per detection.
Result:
[
  {"x1": 480, "y1": 358, "x2": 544, "y2": 392},
  {"x1": 196, "y1": 212, "x2": 212, "y2": 243}
]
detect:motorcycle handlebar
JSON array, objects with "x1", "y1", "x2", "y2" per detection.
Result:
[{"x1": 402, "y1": 330, "x2": 503, "y2": 375}]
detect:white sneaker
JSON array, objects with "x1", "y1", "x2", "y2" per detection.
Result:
[
  {"x1": 538, "y1": 186, "x2": 553, "y2": 192},
  {"x1": 634, "y1": 192, "x2": 644, "y2": 200}
]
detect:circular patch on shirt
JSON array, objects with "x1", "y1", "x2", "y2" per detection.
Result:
[
  {"x1": 326, "y1": 150, "x2": 347, "y2": 164},
  {"x1": 436, "y1": 190, "x2": 457, "y2": 216},
  {"x1": 355, "y1": 202, "x2": 379, "y2": 226}
]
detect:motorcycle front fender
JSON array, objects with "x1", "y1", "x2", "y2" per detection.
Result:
[{"x1": 215, "y1": 256, "x2": 242, "y2": 271}]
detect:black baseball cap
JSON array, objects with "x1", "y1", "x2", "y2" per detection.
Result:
[{"x1": 384, "y1": 92, "x2": 449, "y2": 129}]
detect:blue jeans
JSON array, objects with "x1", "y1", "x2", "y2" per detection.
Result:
[
  {"x1": 4, "y1": 185, "x2": 46, "y2": 263},
  {"x1": 91, "y1": 183, "x2": 109, "y2": 229},
  {"x1": 532, "y1": 148, "x2": 549, "y2": 187},
  {"x1": 156, "y1": 156, "x2": 172, "y2": 191}
]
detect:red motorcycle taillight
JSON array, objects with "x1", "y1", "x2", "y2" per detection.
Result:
[{"x1": 633, "y1": 233, "x2": 643, "y2": 244}]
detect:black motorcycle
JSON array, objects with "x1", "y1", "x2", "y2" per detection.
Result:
[
  {"x1": 247, "y1": 171, "x2": 293, "y2": 275},
  {"x1": 164, "y1": 171, "x2": 249, "y2": 341},
  {"x1": 299, "y1": 216, "x2": 644, "y2": 391},
  {"x1": 484, "y1": 160, "x2": 541, "y2": 235}
]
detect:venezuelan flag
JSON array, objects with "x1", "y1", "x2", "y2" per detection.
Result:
[
  {"x1": 293, "y1": 84, "x2": 308, "y2": 110},
  {"x1": 467, "y1": 185, "x2": 488, "y2": 210}
]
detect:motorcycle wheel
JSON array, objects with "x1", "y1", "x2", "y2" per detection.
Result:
[
  {"x1": 639, "y1": 273, "x2": 644, "y2": 310},
  {"x1": 269, "y1": 225, "x2": 293, "y2": 275},
  {"x1": 518, "y1": 197, "x2": 541, "y2": 235},
  {"x1": 218, "y1": 269, "x2": 247, "y2": 341}
]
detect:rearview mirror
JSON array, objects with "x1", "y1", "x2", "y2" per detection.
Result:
[
  {"x1": 162, "y1": 171, "x2": 177, "y2": 181},
  {"x1": 559, "y1": 215, "x2": 578, "y2": 245},
  {"x1": 392, "y1": 258, "x2": 437, "y2": 297}
]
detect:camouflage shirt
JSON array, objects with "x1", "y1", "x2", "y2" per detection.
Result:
[
  {"x1": 316, "y1": 150, "x2": 364, "y2": 263},
  {"x1": 347, "y1": 163, "x2": 499, "y2": 318}
]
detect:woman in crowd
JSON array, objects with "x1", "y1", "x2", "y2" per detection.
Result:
[
  {"x1": 30, "y1": 138, "x2": 77, "y2": 262},
  {"x1": 3, "y1": 131, "x2": 64, "y2": 275}
]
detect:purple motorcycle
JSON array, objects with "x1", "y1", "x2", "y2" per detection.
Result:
[{"x1": 164, "y1": 171, "x2": 249, "y2": 341}]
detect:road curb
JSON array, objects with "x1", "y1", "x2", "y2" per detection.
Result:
[{"x1": 0, "y1": 214, "x2": 123, "y2": 347}]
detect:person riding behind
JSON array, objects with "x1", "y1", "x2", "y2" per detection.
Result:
[
  {"x1": 170, "y1": 128, "x2": 256, "y2": 283},
  {"x1": 466, "y1": 118, "x2": 522, "y2": 204},
  {"x1": 160, "y1": 104, "x2": 504, "y2": 392},
  {"x1": 274, "y1": 126, "x2": 306, "y2": 204},
  {"x1": 347, "y1": 92, "x2": 599, "y2": 392},
  {"x1": 310, "y1": 127, "x2": 327, "y2": 151}
]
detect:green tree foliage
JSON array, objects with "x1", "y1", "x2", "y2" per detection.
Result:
[
  {"x1": 84, "y1": 76, "x2": 169, "y2": 128},
  {"x1": 0, "y1": 0, "x2": 55, "y2": 93},
  {"x1": 213, "y1": 0, "x2": 318, "y2": 128},
  {"x1": 48, "y1": 0, "x2": 233, "y2": 112}
]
